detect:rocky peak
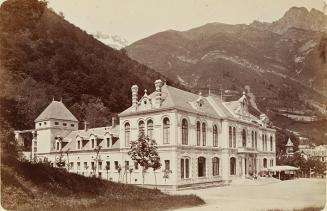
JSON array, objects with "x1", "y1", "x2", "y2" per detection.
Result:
[{"x1": 250, "y1": 7, "x2": 327, "y2": 34}]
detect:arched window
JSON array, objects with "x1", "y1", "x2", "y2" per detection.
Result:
[
  {"x1": 265, "y1": 135, "x2": 268, "y2": 151},
  {"x1": 213, "y1": 125, "x2": 218, "y2": 147},
  {"x1": 77, "y1": 140, "x2": 81, "y2": 149},
  {"x1": 212, "y1": 157, "x2": 219, "y2": 176},
  {"x1": 230, "y1": 157, "x2": 236, "y2": 175},
  {"x1": 196, "y1": 121, "x2": 201, "y2": 146},
  {"x1": 138, "y1": 120, "x2": 145, "y2": 136},
  {"x1": 251, "y1": 131, "x2": 254, "y2": 148},
  {"x1": 263, "y1": 158, "x2": 267, "y2": 168},
  {"x1": 198, "y1": 157, "x2": 206, "y2": 177},
  {"x1": 229, "y1": 126, "x2": 232, "y2": 148},
  {"x1": 270, "y1": 136, "x2": 273, "y2": 151},
  {"x1": 182, "y1": 119, "x2": 188, "y2": 145},
  {"x1": 202, "y1": 123, "x2": 206, "y2": 146},
  {"x1": 233, "y1": 127, "x2": 236, "y2": 148},
  {"x1": 242, "y1": 129, "x2": 246, "y2": 147},
  {"x1": 163, "y1": 117, "x2": 170, "y2": 144},
  {"x1": 147, "y1": 119, "x2": 153, "y2": 139},
  {"x1": 125, "y1": 123, "x2": 130, "y2": 147}
]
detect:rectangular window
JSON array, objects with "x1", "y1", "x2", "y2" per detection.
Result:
[
  {"x1": 181, "y1": 158, "x2": 189, "y2": 179},
  {"x1": 98, "y1": 161, "x2": 102, "y2": 170},
  {"x1": 134, "y1": 162, "x2": 139, "y2": 170},
  {"x1": 84, "y1": 162, "x2": 87, "y2": 170},
  {"x1": 165, "y1": 160, "x2": 170, "y2": 170},
  {"x1": 71, "y1": 124, "x2": 74, "y2": 127},
  {"x1": 44, "y1": 122, "x2": 47, "y2": 125},
  {"x1": 125, "y1": 161, "x2": 129, "y2": 170},
  {"x1": 114, "y1": 161, "x2": 119, "y2": 170},
  {"x1": 63, "y1": 123, "x2": 67, "y2": 126},
  {"x1": 55, "y1": 122, "x2": 59, "y2": 125},
  {"x1": 106, "y1": 161, "x2": 110, "y2": 170},
  {"x1": 77, "y1": 141, "x2": 81, "y2": 149},
  {"x1": 91, "y1": 139, "x2": 94, "y2": 148},
  {"x1": 33, "y1": 141, "x2": 37, "y2": 152},
  {"x1": 185, "y1": 159, "x2": 189, "y2": 178},
  {"x1": 91, "y1": 162, "x2": 95, "y2": 170},
  {"x1": 39, "y1": 123, "x2": 42, "y2": 126},
  {"x1": 77, "y1": 162, "x2": 81, "y2": 170},
  {"x1": 106, "y1": 138, "x2": 110, "y2": 147},
  {"x1": 233, "y1": 127, "x2": 236, "y2": 148},
  {"x1": 181, "y1": 159, "x2": 184, "y2": 179},
  {"x1": 70, "y1": 162, "x2": 74, "y2": 170},
  {"x1": 229, "y1": 126, "x2": 232, "y2": 148}
]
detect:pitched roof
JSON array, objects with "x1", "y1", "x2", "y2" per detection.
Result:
[
  {"x1": 35, "y1": 100, "x2": 78, "y2": 122},
  {"x1": 61, "y1": 126, "x2": 120, "y2": 151},
  {"x1": 119, "y1": 84, "x2": 265, "y2": 123}
]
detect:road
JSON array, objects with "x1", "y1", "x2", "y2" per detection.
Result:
[{"x1": 173, "y1": 178, "x2": 326, "y2": 211}]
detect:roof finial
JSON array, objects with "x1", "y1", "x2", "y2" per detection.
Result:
[
  {"x1": 243, "y1": 91, "x2": 246, "y2": 96},
  {"x1": 144, "y1": 89, "x2": 148, "y2": 95},
  {"x1": 52, "y1": 96, "x2": 54, "y2": 101}
]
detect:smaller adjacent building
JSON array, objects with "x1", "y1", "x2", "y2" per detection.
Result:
[
  {"x1": 300, "y1": 145, "x2": 327, "y2": 162},
  {"x1": 285, "y1": 138, "x2": 294, "y2": 157}
]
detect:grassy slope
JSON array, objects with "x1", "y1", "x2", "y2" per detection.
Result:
[{"x1": 1, "y1": 155, "x2": 204, "y2": 210}]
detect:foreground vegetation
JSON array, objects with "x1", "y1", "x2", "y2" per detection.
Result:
[{"x1": 1, "y1": 154, "x2": 204, "y2": 210}]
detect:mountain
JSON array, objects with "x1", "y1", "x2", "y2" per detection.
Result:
[
  {"x1": 251, "y1": 7, "x2": 327, "y2": 34},
  {"x1": 126, "y1": 7, "x2": 327, "y2": 143},
  {"x1": 0, "y1": 0, "x2": 173, "y2": 130},
  {"x1": 93, "y1": 32, "x2": 128, "y2": 49}
]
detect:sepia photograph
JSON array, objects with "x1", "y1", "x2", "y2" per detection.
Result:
[{"x1": 0, "y1": 0, "x2": 326, "y2": 210}]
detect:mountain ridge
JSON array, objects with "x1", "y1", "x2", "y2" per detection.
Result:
[
  {"x1": 126, "y1": 7, "x2": 327, "y2": 144},
  {"x1": 0, "y1": 0, "x2": 174, "y2": 130}
]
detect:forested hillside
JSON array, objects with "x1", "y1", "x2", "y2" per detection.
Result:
[{"x1": 0, "y1": 0, "x2": 173, "y2": 130}]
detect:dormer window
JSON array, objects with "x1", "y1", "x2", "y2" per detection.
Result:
[
  {"x1": 77, "y1": 140, "x2": 81, "y2": 149},
  {"x1": 91, "y1": 139, "x2": 95, "y2": 148},
  {"x1": 106, "y1": 138, "x2": 110, "y2": 148}
]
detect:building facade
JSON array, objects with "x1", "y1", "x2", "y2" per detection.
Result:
[{"x1": 16, "y1": 79, "x2": 276, "y2": 189}]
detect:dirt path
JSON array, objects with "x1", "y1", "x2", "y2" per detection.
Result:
[{"x1": 173, "y1": 178, "x2": 326, "y2": 211}]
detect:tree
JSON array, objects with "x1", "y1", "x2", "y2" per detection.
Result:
[
  {"x1": 93, "y1": 145, "x2": 102, "y2": 177},
  {"x1": 128, "y1": 133, "x2": 161, "y2": 186}
]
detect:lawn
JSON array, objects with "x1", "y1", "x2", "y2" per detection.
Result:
[{"x1": 1, "y1": 155, "x2": 204, "y2": 210}]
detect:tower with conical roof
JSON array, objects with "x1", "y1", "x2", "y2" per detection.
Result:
[
  {"x1": 285, "y1": 137, "x2": 294, "y2": 156},
  {"x1": 34, "y1": 100, "x2": 78, "y2": 154}
]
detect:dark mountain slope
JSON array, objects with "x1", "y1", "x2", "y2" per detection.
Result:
[{"x1": 0, "y1": 0, "x2": 173, "y2": 129}]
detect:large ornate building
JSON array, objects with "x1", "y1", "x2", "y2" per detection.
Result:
[{"x1": 16, "y1": 79, "x2": 276, "y2": 189}]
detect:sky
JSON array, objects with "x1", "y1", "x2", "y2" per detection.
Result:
[{"x1": 4, "y1": 0, "x2": 327, "y2": 44}]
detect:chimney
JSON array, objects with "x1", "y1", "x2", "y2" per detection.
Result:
[
  {"x1": 131, "y1": 85, "x2": 139, "y2": 110},
  {"x1": 154, "y1": 79, "x2": 163, "y2": 108},
  {"x1": 111, "y1": 117, "x2": 117, "y2": 127},
  {"x1": 84, "y1": 121, "x2": 88, "y2": 131}
]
